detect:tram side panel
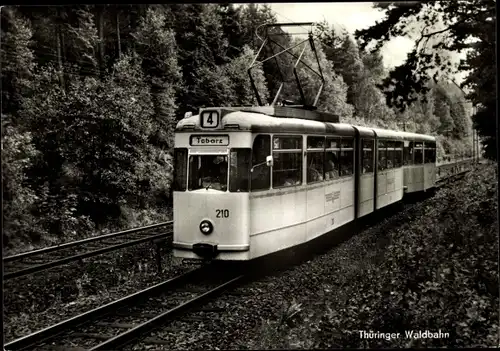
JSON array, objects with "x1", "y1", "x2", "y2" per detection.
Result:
[
  {"x1": 391, "y1": 168, "x2": 405, "y2": 203},
  {"x1": 424, "y1": 163, "x2": 435, "y2": 190},
  {"x1": 358, "y1": 173, "x2": 375, "y2": 217},
  {"x1": 336, "y1": 177, "x2": 355, "y2": 227},
  {"x1": 306, "y1": 181, "x2": 327, "y2": 242},
  {"x1": 377, "y1": 168, "x2": 404, "y2": 209},
  {"x1": 423, "y1": 142, "x2": 437, "y2": 190},
  {"x1": 249, "y1": 188, "x2": 307, "y2": 259},
  {"x1": 376, "y1": 170, "x2": 388, "y2": 209},
  {"x1": 357, "y1": 137, "x2": 375, "y2": 218}
]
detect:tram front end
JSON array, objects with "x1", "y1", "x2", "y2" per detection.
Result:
[{"x1": 172, "y1": 110, "x2": 252, "y2": 261}]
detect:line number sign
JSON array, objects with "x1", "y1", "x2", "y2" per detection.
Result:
[{"x1": 201, "y1": 110, "x2": 220, "y2": 128}]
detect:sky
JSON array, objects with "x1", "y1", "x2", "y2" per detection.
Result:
[{"x1": 264, "y1": 2, "x2": 467, "y2": 84}]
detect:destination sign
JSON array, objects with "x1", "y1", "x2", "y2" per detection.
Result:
[{"x1": 190, "y1": 135, "x2": 229, "y2": 146}]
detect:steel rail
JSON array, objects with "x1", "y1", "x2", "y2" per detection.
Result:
[
  {"x1": 4, "y1": 267, "x2": 205, "y2": 351},
  {"x1": 4, "y1": 231, "x2": 173, "y2": 280},
  {"x1": 90, "y1": 274, "x2": 244, "y2": 350},
  {"x1": 4, "y1": 221, "x2": 173, "y2": 263}
]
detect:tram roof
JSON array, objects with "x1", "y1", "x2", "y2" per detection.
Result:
[
  {"x1": 397, "y1": 131, "x2": 436, "y2": 142},
  {"x1": 352, "y1": 126, "x2": 376, "y2": 138},
  {"x1": 371, "y1": 128, "x2": 405, "y2": 140},
  {"x1": 177, "y1": 111, "x2": 357, "y2": 136},
  {"x1": 176, "y1": 110, "x2": 436, "y2": 142}
]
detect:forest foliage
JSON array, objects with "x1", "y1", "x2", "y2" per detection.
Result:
[{"x1": 1, "y1": 4, "x2": 486, "y2": 249}]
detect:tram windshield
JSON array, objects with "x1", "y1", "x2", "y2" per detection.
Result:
[{"x1": 188, "y1": 155, "x2": 228, "y2": 191}]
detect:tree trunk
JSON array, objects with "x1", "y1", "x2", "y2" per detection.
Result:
[
  {"x1": 98, "y1": 6, "x2": 105, "y2": 77},
  {"x1": 116, "y1": 11, "x2": 121, "y2": 59},
  {"x1": 55, "y1": 14, "x2": 65, "y2": 92}
]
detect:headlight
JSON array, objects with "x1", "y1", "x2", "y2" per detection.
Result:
[{"x1": 199, "y1": 220, "x2": 213, "y2": 235}]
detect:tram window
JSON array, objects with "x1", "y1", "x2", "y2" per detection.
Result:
[
  {"x1": 403, "y1": 141, "x2": 412, "y2": 165},
  {"x1": 394, "y1": 141, "x2": 403, "y2": 168},
  {"x1": 173, "y1": 148, "x2": 187, "y2": 191},
  {"x1": 386, "y1": 141, "x2": 394, "y2": 169},
  {"x1": 362, "y1": 139, "x2": 374, "y2": 173},
  {"x1": 340, "y1": 138, "x2": 354, "y2": 176},
  {"x1": 424, "y1": 144, "x2": 430, "y2": 163},
  {"x1": 229, "y1": 148, "x2": 251, "y2": 192},
  {"x1": 414, "y1": 142, "x2": 423, "y2": 164},
  {"x1": 307, "y1": 136, "x2": 325, "y2": 149},
  {"x1": 274, "y1": 136, "x2": 301, "y2": 150},
  {"x1": 273, "y1": 136, "x2": 302, "y2": 187},
  {"x1": 307, "y1": 136, "x2": 325, "y2": 183},
  {"x1": 188, "y1": 155, "x2": 228, "y2": 191},
  {"x1": 325, "y1": 137, "x2": 340, "y2": 180},
  {"x1": 378, "y1": 140, "x2": 387, "y2": 171},
  {"x1": 251, "y1": 135, "x2": 271, "y2": 191},
  {"x1": 424, "y1": 142, "x2": 436, "y2": 163}
]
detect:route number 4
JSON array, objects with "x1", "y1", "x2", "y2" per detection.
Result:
[{"x1": 201, "y1": 111, "x2": 219, "y2": 128}]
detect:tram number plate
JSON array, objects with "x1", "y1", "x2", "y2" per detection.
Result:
[
  {"x1": 331, "y1": 217, "x2": 335, "y2": 226},
  {"x1": 201, "y1": 110, "x2": 220, "y2": 128},
  {"x1": 216, "y1": 209, "x2": 230, "y2": 218}
]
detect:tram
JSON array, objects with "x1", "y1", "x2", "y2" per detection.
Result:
[{"x1": 171, "y1": 106, "x2": 436, "y2": 261}]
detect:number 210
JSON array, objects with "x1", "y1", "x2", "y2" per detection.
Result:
[{"x1": 216, "y1": 209, "x2": 230, "y2": 218}]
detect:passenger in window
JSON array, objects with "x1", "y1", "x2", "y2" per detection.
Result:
[
  {"x1": 325, "y1": 154, "x2": 339, "y2": 179},
  {"x1": 379, "y1": 157, "x2": 386, "y2": 170},
  {"x1": 283, "y1": 174, "x2": 300, "y2": 186},
  {"x1": 363, "y1": 159, "x2": 371, "y2": 173},
  {"x1": 207, "y1": 156, "x2": 227, "y2": 191},
  {"x1": 308, "y1": 167, "x2": 323, "y2": 182},
  {"x1": 387, "y1": 159, "x2": 393, "y2": 169},
  {"x1": 341, "y1": 163, "x2": 352, "y2": 176}
]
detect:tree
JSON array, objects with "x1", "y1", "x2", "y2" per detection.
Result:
[
  {"x1": 1, "y1": 119, "x2": 42, "y2": 247},
  {"x1": 239, "y1": 4, "x2": 288, "y2": 103},
  {"x1": 286, "y1": 36, "x2": 353, "y2": 118},
  {"x1": 433, "y1": 84, "x2": 455, "y2": 135},
  {"x1": 222, "y1": 45, "x2": 269, "y2": 106},
  {"x1": 1, "y1": 7, "x2": 35, "y2": 118},
  {"x1": 218, "y1": 3, "x2": 245, "y2": 59},
  {"x1": 20, "y1": 54, "x2": 159, "y2": 231},
  {"x1": 240, "y1": 4, "x2": 277, "y2": 51},
  {"x1": 165, "y1": 4, "x2": 231, "y2": 114},
  {"x1": 316, "y1": 24, "x2": 364, "y2": 105},
  {"x1": 1, "y1": 8, "x2": 43, "y2": 247},
  {"x1": 133, "y1": 7, "x2": 182, "y2": 149},
  {"x1": 64, "y1": 6, "x2": 99, "y2": 77},
  {"x1": 355, "y1": 1, "x2": 496, "y2": 159}
]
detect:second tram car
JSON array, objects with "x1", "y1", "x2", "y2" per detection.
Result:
[{"x1": 172, "y1": 107, "x2": 437, "y2": 261}]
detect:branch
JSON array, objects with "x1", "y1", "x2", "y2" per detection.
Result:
[
  {"x1": 415, "y1": 25, "x2": 454, "y2": 50},
  {"x1": 414, "y1": 4, "x2": 496, "y2": 50}
]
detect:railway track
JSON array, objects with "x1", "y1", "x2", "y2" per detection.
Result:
[
  {"x1": 3, "y1": 221, "x2": 173, "y2": 280},
  {"x1": 4, "y1": 264, "x2": 244, "y2": 351}
]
